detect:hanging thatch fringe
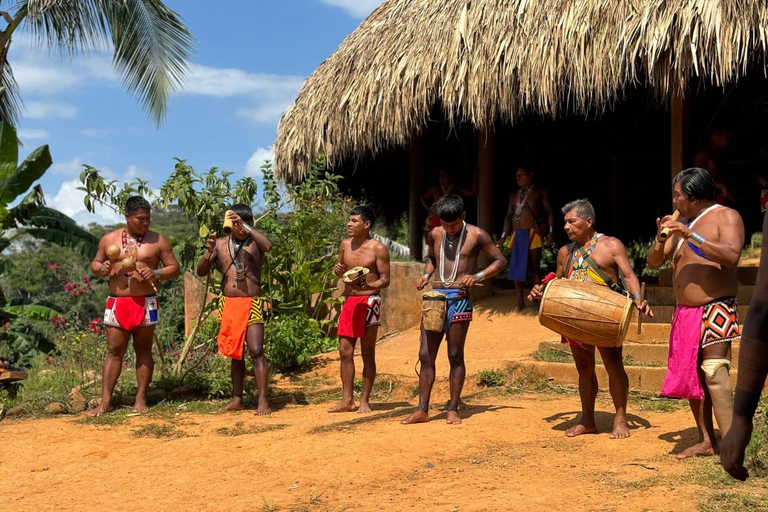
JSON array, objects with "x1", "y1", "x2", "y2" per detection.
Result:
[{"x1": 274, "y1": 0, "x2": 768, "y2": 182}]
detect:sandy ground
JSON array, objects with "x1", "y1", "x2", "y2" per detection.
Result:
[{"x1": 2, "y1": 290, "x2": 765, "y2": 512}]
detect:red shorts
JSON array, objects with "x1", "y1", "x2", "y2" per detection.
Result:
[{"x1": 337, "y1": 295, "x2": 381, "y2": 339}]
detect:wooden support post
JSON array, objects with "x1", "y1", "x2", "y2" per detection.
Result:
[
  {"x1": 477, "y1": 127, "x2": 495, "y2": 237},
  {"x1": 671, "y1": 93, "x2": 684, "y2": 179},
  {"x1": 409, "y1": 135, "x2": 423, "y2": 261}
]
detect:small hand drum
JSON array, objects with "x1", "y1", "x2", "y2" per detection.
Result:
[{"x1": 342, "y1": 266, "x2": 369, "y2": 286}]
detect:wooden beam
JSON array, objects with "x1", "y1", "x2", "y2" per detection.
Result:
[
  {"x1": 477, "y1": 127, "x2": 495, "y2": 236},
  {"x1": 671, "y1": 93, "x2": 684, "y2": 179},
  {"x1": 408, "y1": 134, "x2": 423, "y2": 261}
]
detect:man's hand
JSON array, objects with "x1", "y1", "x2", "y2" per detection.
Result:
[
  {"x1": 98, "y1": 260, "x2": 112, "y2": 277},
  {"x1": 546, "y1": 232, "x2": 555, "y2": 246},
  {"x1": 333, "y1": 261, "x2": 346, "y2": 277},
  {"x1": 227, "y1": 211, "x2": 250, "y2": 236},
  {"x1": 136, "y1": 264, "x2": 157, "y2": 282},
  {"x1": 416, "y1": 277, "x2": 429, "y2": 290},
  {"x1": 204, "y1": 233, "x2": 217, "y2": 254},
  {"x1": 634, "y1": 299, "x2": 654, "y2": 318},
  {"x1": 457, "y1": 274, "x2": 479, "y2": 288},
  {"x1": 528, "y1": 284, "x2": 544, "y2": 301},
  {"x1": 496, "y1": 236, "x2": 507, "y2": 249},
  {"x1": 657, "y1": 215, "x2": 689, "y2": 241},
  {"x1": 720, "y1": 416, "x2": 753, "y2": 481}
]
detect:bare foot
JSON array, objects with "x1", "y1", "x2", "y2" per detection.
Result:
[
  {"x1": 446, "y1": 410, "x2": 462, "y2": 425},
  {"x1": 610, "y1": 416, "x2": 630, "y2": 439},
  {"x1": 255, "y1": 399, "x2": 271, "y2": 416},
  {"x1": 88, "y1": 401, "x2": 113, "y2": 417},
  {"x1": 565, "y1": 423, "x2": 596, "y2": 437},
  {"x1": 402, "y1": 409, "x2": 430, "y2": 424},
  {"x1": 219, "y1": 398, "x2": 244, "y2": 413},
  {"x1": 132, "y1": 398, "x2": 149, "y2": 414},
  {"x1": 676, "y1": 442, "x2": 715, "y2": 460},
  {"x1": 357, "y1": 402, "x2": 372, "y2": 414},
  {"x1": 328, "y1": 400, "x2": 356, "y2": 413}
]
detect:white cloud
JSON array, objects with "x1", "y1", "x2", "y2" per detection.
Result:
[
  {"x1": 50, "y1": 157, "x2": 85, "y2": 176},
  {"x1": 81, "y1": 128, "x2": 111, "y2": 138},
  {"x1": 245, "y1": 147, "x2": 274, "y2": 178},
  {"x1": 25, "y1": 101, "x2": 77, "y2": 119},
  {"x1": 46, "y1": 179, "x2": 123, "y2": 227},
  {"x1": 124, "y1": 164, "x2": 150, "y2": 180},
  {"x1": 319, "y1": 0, "x2": 383, "y2": 17},
  {"x1": 17, "y1": 128, "x2": 49, "y2": 140},
  {"x1": 180, "y1": 64, "x2": 304, "y2": 125}
]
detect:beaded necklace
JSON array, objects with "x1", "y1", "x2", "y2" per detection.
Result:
[
  {"x1": 439, "y1": 222, "x2": 466, "y2": 285},
  {"x1": 121, "y1": 229, "x2": 145, "y2": 278},
  {"x1": 228, "y1": 235, "x2": 249, "y2": 282}
]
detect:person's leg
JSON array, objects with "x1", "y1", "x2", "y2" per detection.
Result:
[
  {"x1": 220, "y1": 356, "x2": 246, "y2": 412},
  {"x1": 131, "y1": 326, "x2": 156, "y2": 413},
  {"x1": 329, "y1": 336, "x2": 358, "y2": 412},
  {"x1": 445, "y1": 321, "x2": 470, "y2": 424},
  {"x1": 89, "y1": 326, "x2": 130, "y2": 416},
  {"x1": 514, "y1": 281, "x2": 526, "y2": 311},
  {"x1": 529, "y1": 247, "x2": 542, "y2": 308},
  {"x1": 246, "y1": 323, "x2": 270, "y2": 415},
  {"x1": 567, "y1": 343, "x2": 598, "y2": 436},
  {"x1": 358, "y1": 325, "x2": 379, "y2": 413},
  {"x1": 402, "y1": 327, "x2": 443, "y2": 424},
  {"x1": 597, "y1": 345, "x2": 630, "y2": 439}
]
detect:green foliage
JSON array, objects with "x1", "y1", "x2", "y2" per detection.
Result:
[
  {"x1": 477, "y1": 369, "x2": 506, "y2": 387},
  {"x1": 752, "y1": 231, "x2": 763, "y2": 249},
  {"x1": 533, "y1": 347, "x2": 572, "y2": 363},
  {"x1": 745, "y1": 400, "x2": 768, "y2": 477},
  {"x1": 265, "y1": 314, "x2": 336, "y2": 373},
  {"x1": 79, "y1": 165, "x2": 155, "y2": 215},
  {"x1": 259, "y1": 159, "x2": 352, "y2": 322}
]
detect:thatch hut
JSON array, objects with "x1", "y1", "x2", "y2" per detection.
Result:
[{"x1": 274, "y1": 0, "x2": 768, "y2": 259}]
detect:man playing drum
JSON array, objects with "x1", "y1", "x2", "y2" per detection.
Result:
[
  {"x1": 89, "y1": 196, "x2": 180, "y2": 416},
  {"x1": 329, "y1": 206, "x2": 390, "y2": 414},
  {"x1": 648, "y1": 168, "x2": 745, "y2": 459},
  {"x1": 530, "y1": 199, "x2": 652, "y2": 438},
  {"x1": 402, "y1": 195, "x2": 506, "y2": 425}
]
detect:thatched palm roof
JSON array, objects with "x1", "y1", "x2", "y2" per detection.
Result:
[{"x1": 274, "y1": 0, "x2": 768, "y2": 181}]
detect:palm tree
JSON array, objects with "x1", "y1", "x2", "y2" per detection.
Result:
[{"x1": 0, "y1": 0, "x2": 196, "y2": 126}]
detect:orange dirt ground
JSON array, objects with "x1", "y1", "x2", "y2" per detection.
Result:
[{"x1": 1, "y1": 290, "x2": 765, "y2": 511}]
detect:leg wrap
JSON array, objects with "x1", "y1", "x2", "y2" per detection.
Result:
[{"x1": 701, "y1": 358, "x2": 733, "y2": 437}]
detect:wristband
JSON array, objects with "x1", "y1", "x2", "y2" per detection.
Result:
[
  {"x1": 242, "y1": 223, "x2": 253, "y2": 232},
  {"x1": 633, "y1": 292, "x2": 642, "y2": 300},
  {"x1": 689, "y1": 232, "x2": 705, "y2": 248},
  {"x1": 422, "y1": 273, "x2": 431, "y2": 280},
  {"x1": 474, "y1": 271, "x2": 485, "y2": 280},
  {"x1": 152, "y1": 269, "x2": 161, "y2": 276},
  {"x1": 652, "y1": 240, "x2": 663, "y2": 251},
  {"x1": 500, "y1": 232, "x2": 507, "y2": 239},
  {"x1": 549, "y1": 226, "x2": 553, "y2": 233}
]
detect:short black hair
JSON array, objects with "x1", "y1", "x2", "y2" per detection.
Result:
[
  {"x1": 125, "y1": 196, "x2": 151, "y2": 216},
  {"x1": 230, "y1": 203, "x2": 254, "y2": 223},
  {"x1": 672, "y1": 168, "x2": 717, "y2": 201},
  {"x1": 350, "y1": 205, "x2": 376, "y2": 229},
  {"x1": 436, "y1": 194, "x2": 464, "y2": 222}
]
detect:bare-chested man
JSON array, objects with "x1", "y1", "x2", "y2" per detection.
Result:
[
  {"x1": 329, "y1": 206, "x2": 390, "y2": 414},
  {"x1": 89, "y1": 196, "x2": 180, "y2": 416},
  {"x1": 648, "y1": 167, "x2": 745, "y2": 459},
  {"x1": 421, "y1": 170, "x2": 476, "y2": 237},
  {"x1": 498, "y1": 167, "x2": 555, "y2": 311},
  {"x1": 402, "y1": 195, "x2": 506, "y2": 425},
  {"x1": 196, "y1": 204, "x2": 273, "y2": 415},
  {"x1": 530, "y1": 199, "x2": 652, "y2": 438}
]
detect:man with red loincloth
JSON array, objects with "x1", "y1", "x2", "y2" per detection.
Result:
[{"x1": 89, "y1": 196, "x2": 180, "y2": 416}]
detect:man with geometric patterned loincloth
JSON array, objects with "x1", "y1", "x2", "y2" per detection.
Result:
[
  {"x1": 649, "y1": 167, "x2": 745, "y2": 460},
  {"x1": 196, "y1": 204, "x2": 273, "y2": 415},
  {"x1": 329, "y1": 206, "x2": 391, "y2": 414}
]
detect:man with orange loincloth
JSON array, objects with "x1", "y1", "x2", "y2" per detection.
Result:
[
  {"x1": 530, "y1": 199, "x2": 652, "y2": 438},
  {"x1": 402, "y1": 195, "x2": 506, "y2": 425},
  {"x1": 648, "y1": 168, "x2": 745, "y2": 459},
  {"x1": 498, "y1": 167, "x2": 555, "y2": 311},
  {"x1": 197, "y1": 205, "x2": 273, "y2": 415},
  {"x1": 329, "y1": 206, "x2": 390, "y2": 414},
  {"x1": 89, "y1": 196, "x2": 180, "y2": 416}
]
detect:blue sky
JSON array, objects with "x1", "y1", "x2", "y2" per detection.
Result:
[{"x1": 13, "y1": 0, "x2": 383, "y2": 225}]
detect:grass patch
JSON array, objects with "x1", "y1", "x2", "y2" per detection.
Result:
[
  {"x1": 533, "y1": 347, "x2": 571, "y2": 363},
  {"x1": 629, "y1": 394, "x2": 687, "y2": 413},
  {"x1": 353, "y1": 377, "x2": 396, "y2": 399},
  {"x1": 215, "y1": 421, "x2": 288, "y2": 437},
  {"x1": 74, "y1": 409, "x2": 131, "y2": 426},
  {"x1": 490, "y1": 363, "x2": 575, "y2": 397},
  {"x1": 132, "y1": 422, "x2": 187, "y2": 439},
  {"x1": 145, "y1": 399, "x2": 224, "y2": 421},
  {"x1": 699, "y1": 491, "x2": 768, "y2": 512},
  {"x1": 287, "y1": 373, "x2": 334, "y2": 391},
  {"x1": 745, "y1": 405, "x2": 768, "y2": 477},
  {"x1": 477, "y1": 369, "x2": 506, "y2": 387},
  {"x1": 621, "y1": 354, "x2": 663, "y2": 367}
]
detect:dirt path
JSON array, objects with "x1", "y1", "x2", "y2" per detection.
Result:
[{"x1": 2, "y1": 290, "x2": 765, "y2": 511}]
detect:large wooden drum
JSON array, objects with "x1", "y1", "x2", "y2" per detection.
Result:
[{"x1": 538, "y1": 278, "x2": 633, "y2": 347}]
